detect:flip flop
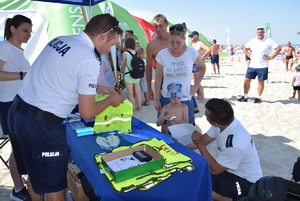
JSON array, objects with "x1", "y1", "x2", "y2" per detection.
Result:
[{"x1": 142, "y1": 102, "x2": 150, "y2": 106}]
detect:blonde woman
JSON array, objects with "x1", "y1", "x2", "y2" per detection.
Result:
[{"x1": 154, "y1": 23, "x2": 206, "y2": 134}]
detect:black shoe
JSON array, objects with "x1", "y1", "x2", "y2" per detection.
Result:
[
  {"x1": 237, "y1": 96, "x2": 248, "y2": 102},
  {"x1": 253, "y1": 98, "x2": 261, "y2": 103},
  {"x1": 10, "y1": 187, "x2": 31, "y2": 201},
  {"x1": 142, "y1": 102, "x2": 150, "y2": 106}
]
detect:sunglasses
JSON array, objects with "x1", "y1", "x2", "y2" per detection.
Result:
[
  {"x1": 169, "y1": 25, "x2": 185, "y2": 32},
  {"x1": 21, "y1": 28, "x2": 34, "y2": 34},
  {"x1": 256, "y1": 28, "x2": 264, "y2": 31},
  {"x1": 102, "y1": 22, "x2": 119, "y2": 35}
]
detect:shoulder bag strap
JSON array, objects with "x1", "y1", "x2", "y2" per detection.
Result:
[{"x1": 124, "y1": 50, "x2": 135, "y2": 75}]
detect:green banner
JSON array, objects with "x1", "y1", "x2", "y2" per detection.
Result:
[
  {"x1": 0, "y1": 0, "x2": 87, "y2": 39},
  {"x1": 265, "y1": 22, "x2": 271, "y2": 38},
  {"x1": 265, "y1": 22, "x2": 273, "y2": 53}
]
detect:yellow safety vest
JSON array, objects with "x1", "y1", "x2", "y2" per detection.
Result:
[
  {"x1": 93, "y1": 94, "x2": 133, "y2": 133},
  {"x1": 94, "y1": 138, "x2": 194, "y2": 193}
]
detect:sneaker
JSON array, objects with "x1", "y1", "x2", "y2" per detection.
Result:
[
  {"x1": 10, "y1": 187, "x2": 31, "y2": 201},
  {"x1": 237, "y1": 96, "x2": 248, "y2": 102},
  {"x1": 253, "y1": 98, "x2": 261, "y2": 103}
]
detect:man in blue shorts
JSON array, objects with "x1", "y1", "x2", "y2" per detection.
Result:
[
  {"x1": 210, "y1": 39, "x2": 220, "y2": 74},
  {"x1": 8, "y1": 14, "x2": 124, "y2": 200},
  {"x1": 237, "y1": 26, "x2": 281, "y2": 103}
]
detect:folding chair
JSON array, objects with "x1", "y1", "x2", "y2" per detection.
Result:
[{"x1": 0, "y1": 134, "x2": 9, "y2": 169}]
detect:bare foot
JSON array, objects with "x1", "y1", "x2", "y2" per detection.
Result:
[{"x1": 198, "y1": 99, "x2": 205, "y2": 103}]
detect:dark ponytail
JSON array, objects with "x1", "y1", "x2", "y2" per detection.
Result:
[{"x1": 4, "y1": 15, "x2": 32, "y2": 40}]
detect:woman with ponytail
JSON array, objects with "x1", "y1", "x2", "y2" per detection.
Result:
[{"x1": 0, "y1": 14, "x2": 32, "y2": 201}]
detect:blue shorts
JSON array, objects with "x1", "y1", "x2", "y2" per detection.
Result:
[
  {"x1": 157, "y1": 96, "x2": 194, "y2": 125},
  {"x1": 245, "y1": 67, "x2": 268, "y2": 81},
  {"x1": 192, "y1": 64, "x2": 200, "y2": 73},
  {"x1": 0, "y1": 101, "x2": 13, "y2": 135},
  {"x1": 8, "y1": 96, "x2": 69, "y2": 194},
  {"x1": 211, "y1": 55, "x2": 219, "y2": 64}
]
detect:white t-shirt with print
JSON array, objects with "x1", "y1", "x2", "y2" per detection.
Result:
[
  {"x1": 156, "y1": 47, "x2": 199, "y2": 101},
  {"x1": 0, "y1": 41, "x2": 30, "y2": 102},
  {"x1": 245, "y1": 36, "x2": 278, "y2": 69},
  {"x1": 19, "y1": 32, "x2": 99, "y2": 118},
  {"x1": 206, "y1": 118, "x2": 262, "y2": 183}
]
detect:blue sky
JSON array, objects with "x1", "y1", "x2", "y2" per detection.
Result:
[{"x1": 112, "y1": 0, "x2": 299, "y2": 46}]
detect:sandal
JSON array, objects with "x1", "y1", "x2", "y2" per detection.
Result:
[{"x1": 142, "y1": 102, "x2": 150, "y2": 106}]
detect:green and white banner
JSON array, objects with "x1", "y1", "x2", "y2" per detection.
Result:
[{"x1": 0, "y1": 0, "x2": 149, "y2": 64}]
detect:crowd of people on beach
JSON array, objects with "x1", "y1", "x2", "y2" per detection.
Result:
[{"x1": 0, "y1": 12, "x2": 299, "y2": 201}]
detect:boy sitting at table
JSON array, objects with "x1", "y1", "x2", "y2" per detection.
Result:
[{"x1": 156, "y1": 82, "x2": 188, "y2": 134}]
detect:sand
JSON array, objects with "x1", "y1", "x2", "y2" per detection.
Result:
[{"x1": 1, "y1": 54, "x2": 299, "y2": 200}]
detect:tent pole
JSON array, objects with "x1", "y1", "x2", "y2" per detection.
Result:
[{"x1": 80, "y1": 6, "x2": 88, "y2": 24}]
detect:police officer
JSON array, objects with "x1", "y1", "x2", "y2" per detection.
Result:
[
  {"x1": 8, "y1": 14, "x2": 124, "y2": 200},
  {"x1": 192, "y1": 98, "x2": 262, "y2": 201}
]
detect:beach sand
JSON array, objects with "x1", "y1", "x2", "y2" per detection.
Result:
[{"x1": 1, "y1": 55, "x2": 299, "y2": 200}]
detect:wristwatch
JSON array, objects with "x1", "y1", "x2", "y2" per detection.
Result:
[{"x1": 20, "y1": 71, "x2": 23, "y2": 80}]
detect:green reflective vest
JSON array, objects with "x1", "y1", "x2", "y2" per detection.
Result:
[
  {"x1": 93, "y1": 94, "x2": 133, "y2": 133},
  {"x1": 95, "y1": 138, "x2": 194, "y2": 193}
]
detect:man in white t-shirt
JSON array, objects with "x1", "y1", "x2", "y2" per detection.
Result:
[
  {"x1": 192, "y1": 98, "x2": 262, "y2": 201},
  {"x1": 237, "y1": 26, "x2": 281, "y2": 103},
  {"x1": 8, "y1": 14, "x2": 124, "y2": 201}
]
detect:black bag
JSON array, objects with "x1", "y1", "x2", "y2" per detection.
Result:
[
  {"x1": 247, "y1": 176, "x2": 287, "y2": 201},
  {"x1": 79, "y1": 172, "x2": 101, "y2": 201},
  {"x1": 286, "y1": 179, "x2": 300, "y2": 200},
  {"x1": 125, "y1": 50, "x2": 145, "y2": 79},
  {"x1": 292, "y1": 157, "x2": 300, "y2": 182}
]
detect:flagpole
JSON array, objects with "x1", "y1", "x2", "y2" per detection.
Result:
[
  {"x1": 226, "y1": 24, "x2": 231, "y2": 57},
  {"x1": 265, "y1": 23, "x2": 273, "y2": 54}
]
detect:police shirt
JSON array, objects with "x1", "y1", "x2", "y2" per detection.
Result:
[
  {"x1": 206, "y1": 118, "x2": 262, "y2": 183},
  {"x1": 18, "y1": 32, "x2": 99, "y2": 118}
]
